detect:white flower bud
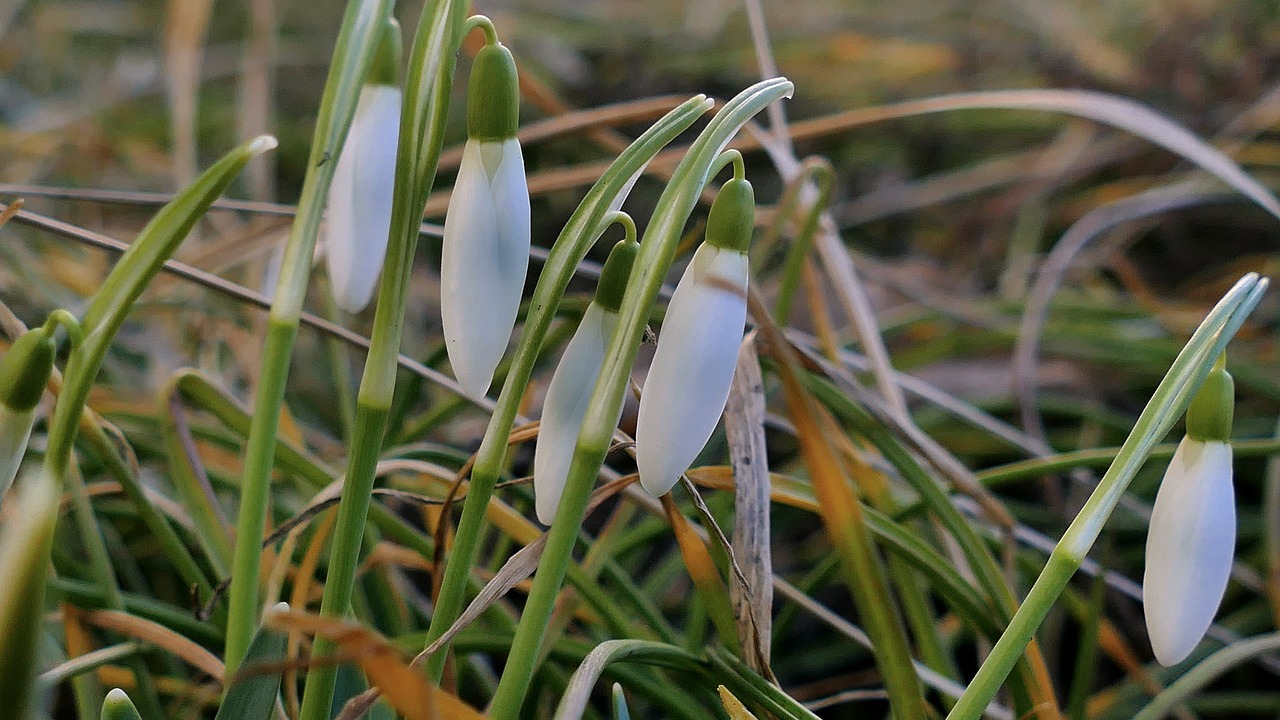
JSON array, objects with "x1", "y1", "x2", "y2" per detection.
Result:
[
  {"x1": 325, "y1": 84, "x2": 402, "y2": 313},
  {"x1": 1143, "y1": 436, "x2": 1235, "y2": 666},
  {"x1": 440, "y1": 137, "x2": 531, "y2": 399},
  {"x1": 635, "y1": 243, "x2": 748, "y2": 496},
  {"x1": 533, "y1": 303, "x2": 620, "y2": 525}
]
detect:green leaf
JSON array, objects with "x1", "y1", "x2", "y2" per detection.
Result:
[
  {"x1": 214, "y1": 604, "x2": 289, "y2": 720},
  {"x1": 0, "y1": 472, "x2": 60, "y2": 720}
]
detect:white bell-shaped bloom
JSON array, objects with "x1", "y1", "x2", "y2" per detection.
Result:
[
  {"x1": 440, "y1": 137, "x2": 530, "y2": 399},
  {"x1": 0, "y1": 406, "x2": 34, "y2": 499},
  {"x1": 533, "y1": 303, "x2": 620, "y2": 525},
  {"x1": 635, "y1": 243, "x2": 748, "y2": 496},
  {"x1": 1143, "y1": 436, "x2": 1235, "y2": 665},
  {"x1": 325, "y1": 84, "x2": 401, "y2": 313}
]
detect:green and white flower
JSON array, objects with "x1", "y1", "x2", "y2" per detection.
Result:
[
  {"x1": 440, "y1": 40, "x2": 529, "y2": 399},
  {"x1": 325, "y1": 19, "x2": 402, "y2": 313},
  {"x1": 533, "y1": 239, "x2": 635, "y2": 525},
  {"x1": 1143, "y1": 359, "x2": 1236, "y2": 666},
  {"x1": 636, "y1": 177, "x2": 754, "y2": 497}
]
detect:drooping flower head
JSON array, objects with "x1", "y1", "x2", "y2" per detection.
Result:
[
  {"x1": 0, "y1": 326, "x2": 56, "y2": 499},
  {"x1": 635, "y1": 176, "x2": 754, "y2": 497},
  {"x1": 440, "y1": 33, "x2": 530, "y2": 400},
  {"x1": 533, "y1": 237, "x2": 637, "y2": 525},
  {"x1": 325, "y1": 17, "x2": 403, "y2": 313},
  {"x1": 1143, "y1": 356, "x2": 1235, "y2": 666}
]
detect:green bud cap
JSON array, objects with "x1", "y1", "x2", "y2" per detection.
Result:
[
  {"x1": 594, "y1": 240, "x2": 640, "y2": 312},
  {"x1": 705, "y1": 178, "x2": 755, "y2": 253},
  {"x1": 1186, "y1": 361, "x2": 1234, "y2": 442},
  {"x1": 0, "y1": 330, "x2": 55, "y2": 413},
  {"x1": 367, "y1": 17, "x2": 403, "y2": 87},
  {"x1": 467, "y1": 43, "x2": 520, "y2": 141}
]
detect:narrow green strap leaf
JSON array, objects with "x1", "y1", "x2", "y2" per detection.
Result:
[
  {"x1": 225, "y1": 0, "x2": 393, "y2": 677},
  {"x1": 215, "y1": 606, "x2": 290, "y2": 720},
  {"x1": 0, "y1": 473, "x2": 60, "y2": 720},
  {"x1": 1133, "y1": 633, "x2": 1280, "y2": 720},
  {"x1": 43, "y1": 134, "x2": 275, "y2": 483}
]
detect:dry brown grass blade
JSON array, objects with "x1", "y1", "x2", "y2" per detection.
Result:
[
  {"x1": 723, "y1": 334, "x2": 774, "y2": 676},
  {"x1": 0, "y1": 196, "x2": 22, "y2": 228},
  {"x1": 719, "y1": 685, "x2": 761, "y2": 720},
  {"x1": 285, "y1": 507, "x2": 337, "y2": 717},
  {"x1": 238, "y1": 0, "x2": 277, "y2": 202},
  {"x1": 661, "y1": 493, "x2": 740, "y2": 653},
  {"x1": 163, "y1": 0, "x2": 214, "y2": 188},
  {"x1": 415, "y1": 474, "x2": 636, "y2": 664},
  {"x1": 437, "y1": 95, "x2": 692, "y2": 171},
  {"x1": 266, "y1": 609, "x2": 485, "y2": 720},
  {"x1": 4, "y1": 204, "x2": 474, "y2": 403},
  {"x1": 83, "y1": 609, "x2": 224, "y2": 682},
  {"x1": 1010, "y1": 183, "x2": 1226, "y2": 439}
]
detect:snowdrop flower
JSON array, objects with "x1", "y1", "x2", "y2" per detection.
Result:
[
  {"x1": 0, "y1": 326, "x2": 56, "y2": 499},
  {"x1": 636, "y1": 177, "x2": 754, "y2": 497},
  {"x1": 440, "y1": 38, "x2": 530, "y2": 400},
  {"x1": 325, "y1": 19, "x2": 402, "y2": 313},
  {"x1": 1143, "y1": 358, "x2": 1235, "y2": 666},
  {"x1": 533, "y1": 238, "x2": 636, "y2": 525}
]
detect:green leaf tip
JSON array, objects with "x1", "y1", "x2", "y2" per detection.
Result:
[
  {"x1": 467, "y1": 43, "x2": 520, "y2": 141},
  {"x1": 102, "y1": 688, "x2": 143, "y2": 720}
]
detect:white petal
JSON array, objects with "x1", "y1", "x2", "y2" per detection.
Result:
[
  {"x1": 326, "y1": 85, "x2": 401, "y2": 313},
  {"x1": 441, "y1": 139, "x2": 525, "y2": 399},
  {"x1": 0, "y1": 406, "x2": 35, "y2": 500},
  {"x1": 1143, "y1": 437, "x2": 1235, "y2": 666},
  {"x1": 533, "y1": 305, "x2": 619, "y2": 525},
  {"x1": 635, "y1": 244, "x2": 748, "y2": 496}
]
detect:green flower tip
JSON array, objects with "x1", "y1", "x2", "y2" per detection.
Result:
[
  {"x1": 1186, "y1": 359, "x2": 1233, "y2": 442},
  {"x1": 705, "y1": 177, "x2": 755, "y2": 254},
  {"x1": 0, "y1": 329, "x2": 56, "y2": 412},
  {"x1": 368, "y1": 17, "x2": 403, "y2": 87},
  {"x1": 467, "y1": 43, "x2": 520, "y2": 141},
  {"x1": 594, "y1": 240, "x2": 640, "y2": 312}
]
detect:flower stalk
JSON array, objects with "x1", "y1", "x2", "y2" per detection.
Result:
[
  {"x1": 1143, "y1": 355, "x2": 1236, "y2": 666},
  {"x1": 945, "y1": 273, "x2": 1269, "y2": 720},
  {"x1": 440, "y1": 27, "x2": 530, "y2": 399},
  {"x1": 420, "y1": 93, "x2": 716, "y2": 680},
  {"x1": 224, "y1": 0, "x2": 392, "y2": 678},
  {"x1": 485, "y1": 77, "x2": 793, "y2": 720},
  {"x1": 292, "y1": 1, "x2": 471, "y2": 717}
]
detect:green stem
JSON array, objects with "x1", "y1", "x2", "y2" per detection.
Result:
[
  {"x1": 223, "y1": 0, "x2": 393, "y2": 676},
  {"x1": 946, "y1": 274, "x2": 1269, "y2": 720},
  {"x1": 225, "y1": 319, "x2": 298, "y2": 673},
  {"x1": 296, "y1": 403, "x2": 390, "y2": 720},
  {"x1": 296, "y1": 0, "x2": 469, "y2": 714},
  {"x1": 421, "y1": 93, "x2": 716, "y2": 679},
  {"x1": 487, "y1": 78, "x2": 793, "y2": 720}
]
